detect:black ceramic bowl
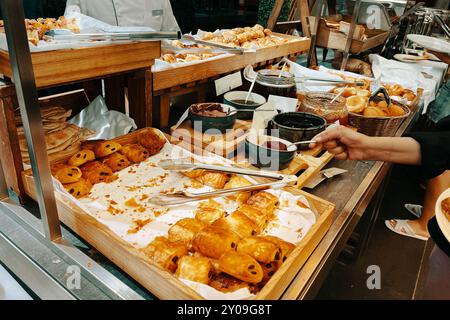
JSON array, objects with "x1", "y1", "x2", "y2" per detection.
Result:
[
  {"x1": 245, "y1": 134, "x2": 297, "y2": 171},
  {"x1": 189, "y1": 103, "x2": 237, "y2": 133},
  {"x1": 224, "y1": 91, "x2": 267, "y2": 120},
  {"x1": 269, "y1": 112, "x2": 327, "y2": 150}
]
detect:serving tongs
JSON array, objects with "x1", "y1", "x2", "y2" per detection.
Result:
[
  {"x1": 149, "y1": 160, "x2": 297, "y2": 206},
  {"x1": 181, "y1": 34, "x2": 245, "y2": 54},
  {"x1": 369, "y1": 77, "x2": 391, "y2": 107},
  {"x1": 45, "y1": 29, "x2": 181, "y2": 41}
]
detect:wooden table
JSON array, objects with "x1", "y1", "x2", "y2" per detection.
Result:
[{"x1": 280, "y1": 110, "x2": 420, "y2": 299}]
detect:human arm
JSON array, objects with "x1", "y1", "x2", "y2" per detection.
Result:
[{"x1": 428, "y1": 50, "x2": 450, "y2": 65}]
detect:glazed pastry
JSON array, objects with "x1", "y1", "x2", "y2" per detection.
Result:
[
  {"x1": 141, "y1": 237, "x2": 188, "y2": 273},
  {"x1": 162, "y1": 53, "x2": 176, "y2": 63},
  {"x1": 218, "y1": 252, "x2": 263, "y2": 284},
  {"x1": 235, "y1": 204, "x2": 270, "y2": 233},
  {"x1": 101, "y1": 152, "x2": 130, "y2": 172},
  {"x1": 137, "y1": 129, "x2": 166, "y2": 156},
  {"x1": 262, "y1": 236, "x2": 295, "y2": 264},
  {"x1": 175, "y1": 256, "x2": 213, "y2": 284},
  {"x1": 247, "y1": 192, "x2": 279, "y2": 215},
  {"x1": 68, "y1": 150, "x2": 96, "y2": 167},
  {"x1": 195, "y1": 200, "x2": 226, "y2": 224},
  {"x1": 223, "y1": 176, "x2": 252, "y2": 204},
  {"x1": 198, "y1": 171, "x2": 229, "y2": 189},
  {"x1": 212, "y1": 211, "x2": 257, "y2": 238},
  {"x1": 80, "y1": 161, "x2": 117, "y2": 185},
  {"x1": 209, "y1": 273, "x2": 258, "y2": 294},
  {"x1": 93, "y1": 141, "x2": 122, "y2": 158},
  {"x1": 168, "y1": 218, "x2": 207, "y2": 248},
  {"x1": 64, "y1": 178, "x2": 92, "y2": 199},
  {"x1": 260, "y1": 261, "x2": 278, "y2": 285},
  {"x1": 183, "y1": 169, "x2": 206, "y2": 179},
  {"x1": 237, "y1": 237, "x2": 282, "y2": 264},
  {"x1": 52, "y1": 164, "x2": 82, "y2": 184},
  {"x1": 120, "y1": 144, "x2": 150, "y2": 163},
  {"x1": 192, "y1": 226, "x2": 239, "y2": 259}
]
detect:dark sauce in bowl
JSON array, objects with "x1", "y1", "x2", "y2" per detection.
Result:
[
  {"x1": 231, "y1": 100, "x2": 259, "y2": 107},
  {"x1": 262, "y1": 141, "x2": 288, "y2": 151}
]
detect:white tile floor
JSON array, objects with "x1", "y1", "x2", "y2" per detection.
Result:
[{"x1": 0, "y1": 265, "x2": 32, "y2": 300}]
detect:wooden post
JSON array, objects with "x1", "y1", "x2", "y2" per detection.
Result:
[
  {"x1": 128, "y1": 69, "x2": 153, "y2": 128},
  {"x1": 267, "y1": 0, "x2": 286, "y2": 30}
]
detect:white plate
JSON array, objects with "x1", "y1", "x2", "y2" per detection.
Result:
[
  {"x1": 407, "y1": 34, "x2": 450, "y2": 53},
  {"x1": 435, "y1": 188, "x2": 450, "y2": 243},
  {"x1": 394, "y1": 53, "x2": 432, "y2": 63}
]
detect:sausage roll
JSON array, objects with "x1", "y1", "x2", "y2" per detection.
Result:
[
  {"x1": 168, "y1": 218, "x2": 207, "y2": 248},
  {"x1": 80, "y1": 161, "x2": 117, "y2": 185},
  {"x1": 192, "y1": 226, "x2": 239, "y2": 259},
  {"x1": 237, "y1": 237, "x2": 282, "y2": 264},
  {"x1": 141, "y1": 237, "x2": 188, "y2": 273},
  {"x1": 212, "y1": 211, "x2": 257, "y2": 238},
  {"x1": 52, "y1": 164, "x2": 82, "y2": 184},
  {"x1": 235, "y1": 204, "x2": 270, "y2": 233},
  {"x1": 223, "y1": 175, "x2": 252, "y2": 204},
  {"x1": 262, "y1": 236, "x2": 296, "y2": 263},
  {"x1": 68, "y1": 149, "x2": 96, "y2": 167},
  {"x1": 101, "y1": 152, "x2": 131, "y2": 172},
  {"x1": 93, "y1": 141, "x2": 122, "y2": 158},
  {"x1": 175, "y1": 256, "x2": 213, "y2": 284},
  {"x1": 138, "y1": 129, "x2": 166, "y2": 156},
  {"x1": 119, "y1": 144, "x2": 150, "y2": 163},
  {"x1": 247, "y1": 192, "x2": 279, "y2": 215},
  {"x1": 218, "y1": 252, "x2": 263, "y2": 284},
  {"x1": 195, "y1": 200, "x2": 226, "y2": 224},
  {"x1": 198, "y1": 171, "x2": 229, "y2": 189}
]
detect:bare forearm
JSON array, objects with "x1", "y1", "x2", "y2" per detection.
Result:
[{"x1": 363, "y1": 137, "x2": 422, "y2": 165}]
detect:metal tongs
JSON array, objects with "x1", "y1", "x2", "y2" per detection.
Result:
[
  {"x1": 369, "y1": 77, "x2": 391, "y2": 107},
  {"x1": 182, "y1": 34, "x2": 245, "y2": 54},
  {"x1": 45, "y1": 29, "x2": 181, "y2": 41},
  {"x1": 149, "y1": 160, "x2": 298, "y2": 206}
]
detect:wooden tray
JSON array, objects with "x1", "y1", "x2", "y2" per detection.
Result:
[
  {"x1": 21, "y1": 128, "x2": 335, "y2": 300},
  {"x1": 153, "y1": 34, "x2": 310, "y2": 93},
  {"x1": 0, "y1": 42, "x2": 161, "y2": 88},
  {"x1": 170, "y1": 119, "x2": 252, "y2": 158},
  {"x1": 308, "y1": 17, "x2": 389, "y2": 54}
]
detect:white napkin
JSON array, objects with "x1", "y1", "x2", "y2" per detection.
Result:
[{"x1": 251, "y1": 102, "x2": 278, "y2": 133}]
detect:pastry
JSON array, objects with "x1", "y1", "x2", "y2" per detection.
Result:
[
  {"x1": 195, "y1": 200, "x2": 226, "y2": 224},
  {"x1": 246, "y1": 192, "x2": 279, "y2": 215},
  {"x1": 101, "y1": 152, "x2": 131, "y2": 172},
  {"x1": 80, "y1": 161, "x2": 117, "y2": 185},
  {"x1": 262, "y1": 236, "x2": 295, "y2": 263},
  {"x1": 64, "y1": 178, "x2": 92, "y2": 199},
  {"x1": 137, "y1": 129, "x2": 166, "y2": 156},
  {"x1": 441, "y1": 197, "x2": 450, "y2": 221},
  {"x1": 260, "y1": 261, "x2": 278, "y2": 285},
  {"x1": 235, "y1": 204, "x2": 270, "y2": 233},
  {"x1": 346, "y1": 96, "x2": 367, "y2": 114},
  {"x1": 141, "y1": 237, "x2": 188, "y2": 273},
  {"x1": 209, "y1": 273, "x2": 258, "y2": 294},
  {"x1": 183, "y1": 169, "x2": 206, "y2": 179},
  {"x1": 192, "y1": 226, "x2": 240, "y2": 259},
  {"x1": 52, "y1": 164, "x2": 82, "y2": 184},
  {"x1": 212, "y1": 211, "x2": 257, "y2": 238},
  {"x1": 93, "y1": 141, "x2": 122, "y2": 158},
  {"x1": 218, "y1": 252, "x2": 263, "y2": 284},
  {"x1": 176, "y1": 256, "x2": 213, "y2": 284},
  {"x1": 198, "y1": 171, "x2": 229, "y2": 189},
  {"x1": 162, "y1": 53, "x2": 176, "y2": 63},
  {"x1": 120, "y1": 144, "x2": 150, "y2": 163},
  {"x1": 68, "y1": 150, "x2": 96, "y2": 167},
  {"x1": 223, "y1": 176, "x2": 252, "y2": 204},
  {"x1": 237, "y1": 237, "x2": 282, "y2": 264},
  {"x1": 168, "y1": 218, "x2": 207, "y2": 248}
]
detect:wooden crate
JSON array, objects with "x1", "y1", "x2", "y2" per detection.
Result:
[
  {"x1": 0, "y1": 42, "x2": 161, "y2": 88},
  {"x1": 308, "y1": 17, "x2": 389, "y2": 54},
  {"x1": 21, "y1": 128, "x2": 335, "y2": 300}
]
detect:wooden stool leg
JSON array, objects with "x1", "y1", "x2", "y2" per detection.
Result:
[
  {"x1": 128, "y1": 69, "x2": 152, "y2": 128},
  {"x1": 160, "y1": 94, "x2": 171, "y2": 129},
  {"x1": 0, "y1": 87, "x2": 27, "y2": 203}
]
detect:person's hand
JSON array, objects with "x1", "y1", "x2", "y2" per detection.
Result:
[
  {"x1": 310, "y1": 126, "x2": 371, "y2": 161},
  {"x1": 427, "y1": 50, "x2": 450, "y2": 65}
]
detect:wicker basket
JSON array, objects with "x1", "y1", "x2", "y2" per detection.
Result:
[{"x1": 348, "y1": 101, "x2": 411, "y2": 137}]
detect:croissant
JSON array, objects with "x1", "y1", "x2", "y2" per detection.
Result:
[
  {"x1": 237, "y1": 237, "x2": 282, "y2": 264},
  {"x1": 168, "y1": 218, "x2": 207, "y2": 248},
  {"x1": 192, "y1": 226, "x2": 239, "y2": 259},
  {"x1": 141, "y1": 237, "x2": 188, "y2": 273},
  {"x1": 218, "y1": 252, "x2": 263, "y2": 284}
]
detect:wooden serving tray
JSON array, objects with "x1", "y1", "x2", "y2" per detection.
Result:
[
  {"x1": 21, "y1": 128, "x2": 335, "y2": 300},
  {"x1": 0, "y1": 42, "x2": 160, "y2": 88},
  {"x1": 153, "y1": 34, "x2": 310, "y2": 92},
  {"x1": 170, "y1": 119, "x2": 252, "y2": 158}
]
